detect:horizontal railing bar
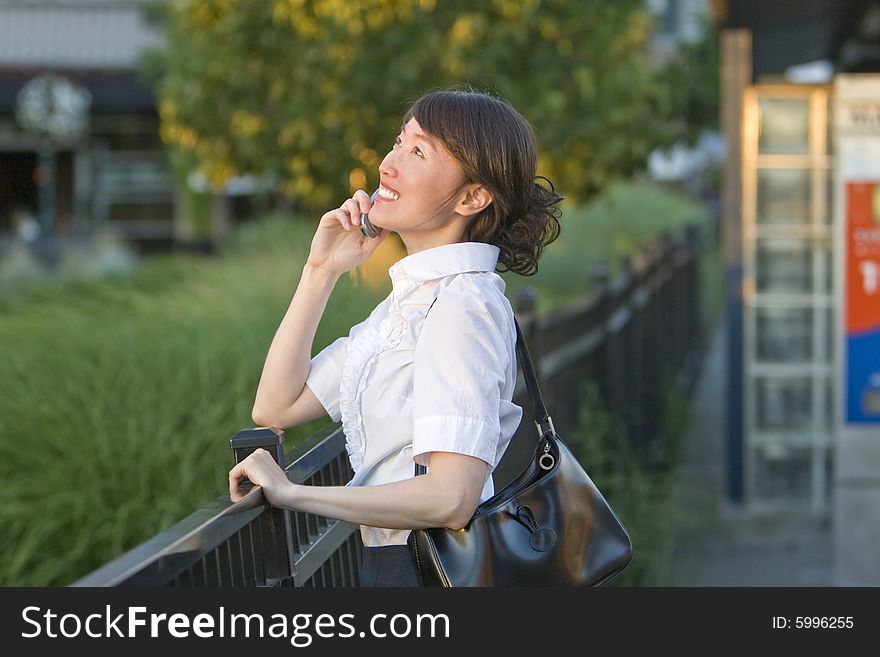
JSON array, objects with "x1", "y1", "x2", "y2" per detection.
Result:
[
  {"x1": 539, "y1": 288, "x2": 605, "y2": 328},
  {"x1": 73, "y1": 422, "x2": 347, "y2": 587},
  {"x1": 540, "y1": 325, "x2": 605, "y2": 380},
  {"x1": 607, "y1": 304, "x2": 633, "y2": 333},
  {"x1": 71, "y1": 491, "x2": 266, "y2": 587}
]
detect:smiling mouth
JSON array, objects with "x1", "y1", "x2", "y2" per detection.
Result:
[{"x1": 376, "y1": 184, "x2": 400, "y2": 200}]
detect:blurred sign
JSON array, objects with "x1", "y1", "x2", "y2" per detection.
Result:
[
  {"x1": 832, "y1": 74, "x2": 880, "y2": 585},
  {"x1": 838, "y1": 74, "x2": 880, "y2": 426},
  {"x1": 844, "y1": 182, "x2": 880, "y2": 423},
  {"x1": 837, "y1": 102, "x2": 880, "y2": 134}
]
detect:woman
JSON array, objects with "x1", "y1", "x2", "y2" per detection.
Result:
[{"x1": 229, "y1": 89, "x2": 563, "y2": 586}]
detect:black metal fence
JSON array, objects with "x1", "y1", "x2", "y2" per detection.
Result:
[{"x1": 72, "y1": 223, "x2": 707, "y2": 587}]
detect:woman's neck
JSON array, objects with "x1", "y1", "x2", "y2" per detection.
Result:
[{"x1": 398, "y1": 220, "x2": 467, "y2": 256}]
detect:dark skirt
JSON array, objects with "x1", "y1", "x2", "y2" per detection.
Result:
[{"x1": 359, "y1": 544, "x2": 421, "y2": 587}]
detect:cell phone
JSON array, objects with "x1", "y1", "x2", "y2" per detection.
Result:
[{"x1": 360, "y1": 189, "x2": 380, "y2": 239}]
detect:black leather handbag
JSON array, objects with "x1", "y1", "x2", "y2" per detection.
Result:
[{"x1": 408, "y1": 317, "x2": 633, "y2": 586}]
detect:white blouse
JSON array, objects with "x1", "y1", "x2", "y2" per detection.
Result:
[{"x1": 305, "y1": 241, "x2": 523, "y2": 547}]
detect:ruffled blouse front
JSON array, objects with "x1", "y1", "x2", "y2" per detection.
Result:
[{"x1": 338, "y1": 279, "x2": 413, "y2": 472}]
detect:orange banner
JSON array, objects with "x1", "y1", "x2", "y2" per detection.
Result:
[{"x1": 846, "y1": 182, "x2": 880, "y2": 334}]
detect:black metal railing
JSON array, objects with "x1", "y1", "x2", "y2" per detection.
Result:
[
  {"x1": 73, "y1": 424, "x2": 360, "y2": 587},
  {"x1": 72, "y1": 223, "x2": 707, "y2": 587}
]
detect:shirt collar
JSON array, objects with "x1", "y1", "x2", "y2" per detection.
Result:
[{"x1": 389, "y1": 242, "x2": 501, "y2": 284}]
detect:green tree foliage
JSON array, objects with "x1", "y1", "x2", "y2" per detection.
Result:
[{"x1": 159, "y1": 0, "x2": 672, "y2": 210}]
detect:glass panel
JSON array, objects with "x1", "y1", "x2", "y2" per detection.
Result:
[
  {"x1": 755, "y1": 377, "x2": 812, "y2": 430},
  {"x1": 756, "y1": 307, "x2": 813, "y2": 362},
  {"x1": 758, "y1": 98, "x2": 810, "y2": 155},
  {"x1": 755, "y1": 238, "x2": 812, "y2": 293},
  {"x1": 757, "y1": 169, "x2": 811, "y2": 225},
  {"x1": 753, "y1": 444, "x2": 812, "y2": 502}
]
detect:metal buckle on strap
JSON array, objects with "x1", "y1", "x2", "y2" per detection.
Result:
[{"x1": 535, "y1": 416, "x2": 555, "y2": 439}]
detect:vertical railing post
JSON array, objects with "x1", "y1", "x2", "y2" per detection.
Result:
[
  {"x1": 590, "y1": 262, "x2": 614, "y2": 427},
  {"x1": 516, "y1": 285, "x2": 541, "y2": 403},
  {"x1": 685, "y1": 223, "x2": 703, "y2": 360},
  {"x1": 229, "y1": 427, "x2": 296, "y2": 586},
  {"x1": 516, "y1": 285, "x2": 540, "y2": 367},
  {"x1": 618, "y1": 254, "x2": 640, "y2": 454},
  {"x1": 632, "y1": 248, "x2": 650, "y2": 460},
  {"x1": 642, "y1": 238, "x2": 663, "y2": 466},
  {"x1": 657, "y1": 231, "x2": 675, "y2": 380}
]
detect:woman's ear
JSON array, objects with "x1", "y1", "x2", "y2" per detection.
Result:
[{"x1": 458, "y1": 184, "x2": 493, "y2": 217}]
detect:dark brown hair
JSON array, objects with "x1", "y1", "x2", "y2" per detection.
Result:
[{"x1": 403, "y1": 89, "x2": 563, "y2": 276}]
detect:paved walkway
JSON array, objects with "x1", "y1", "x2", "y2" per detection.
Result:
[{"x1": 667, "y1": 321, "x2": 834, "y2": 586}]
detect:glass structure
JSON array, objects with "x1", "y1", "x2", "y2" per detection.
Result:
[{"x1": 742, "y1": 85, "x2": 834, "y2": 511}]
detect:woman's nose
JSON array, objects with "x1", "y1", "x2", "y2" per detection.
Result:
[{"x1": 378, "y1": 149, "x2": 396, "y2": 178}]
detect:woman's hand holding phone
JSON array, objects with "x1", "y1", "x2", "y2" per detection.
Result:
[{"x1": 306, "y1": 189, "x2": 389, "y2": 278}]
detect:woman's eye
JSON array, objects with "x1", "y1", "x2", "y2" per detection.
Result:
[
  {"x1": 413, "y1": 146, "x2": 424, "y2": 158},
  {"x1": 393, "y1": 136, "x2": 402, "y2": 148}
]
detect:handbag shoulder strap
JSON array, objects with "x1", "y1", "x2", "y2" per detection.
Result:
[
  {"x1": 414, "y1": 308, "x2": 555, "y2": 476},
  {"x1": 513, "y1": 316, "x2": 555, "y2": 441}
]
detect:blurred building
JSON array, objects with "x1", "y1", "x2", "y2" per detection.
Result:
[
  {"x1": 649, "y1": 0, "x2": 711, "y2": 57},
  {"x1": 0, "y1": 0, "x2": 184, "y2": 255},
  {"x1": 715, "y1": 0, "x2": 880, "y2": 584}
]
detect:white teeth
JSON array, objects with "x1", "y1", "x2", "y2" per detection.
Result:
[{"x1": 377, "y1": 185, "x2": 399, "y2": 200}]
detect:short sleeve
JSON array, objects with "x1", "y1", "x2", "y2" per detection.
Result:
[
  {"x1": 305, "y1": 335, "x2": 349, "y2": 422},
  {"x1": 411, "y1": 277, "x2": 518, "y2": 472},
  {"x1": 306, "y1": 312, "x2": 374, "y2": 423}
]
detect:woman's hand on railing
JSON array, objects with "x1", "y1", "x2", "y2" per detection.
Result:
[{"x1": 229, "y1": 448, "x2": 294, "y2": 506}]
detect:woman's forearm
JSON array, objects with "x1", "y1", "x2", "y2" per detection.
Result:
[
  {"x1": 252, "y1": 263, "x2": 340, "y2": 424},
  {"x1": 230, "y1": 450, "x2": 486, "y2": 530},
  {"x1": 276, "y1": 474, "x2": 470, "y2": 531}
]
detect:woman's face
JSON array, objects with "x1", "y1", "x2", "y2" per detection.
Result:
[{"x1": 370, "y1": 118, "x2": 472, "y2": 249}]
